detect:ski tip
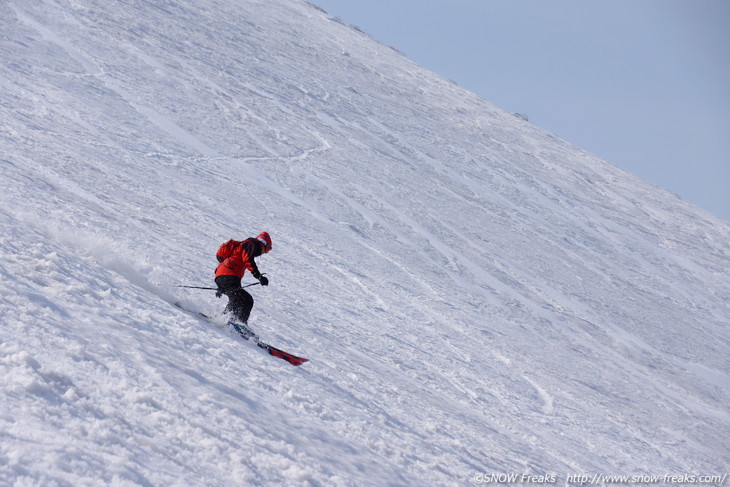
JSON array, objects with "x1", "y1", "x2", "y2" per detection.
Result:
[{"x1": 267, "y1": 347, "x2": 309, "y2": 366}]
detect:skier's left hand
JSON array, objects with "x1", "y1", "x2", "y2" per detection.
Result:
[{"x1": 258, "y1": 275, "x2": 269, "y2": 286}]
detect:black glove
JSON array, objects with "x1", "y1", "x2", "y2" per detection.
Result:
[
  {"x1": 252, "y1": 270, "x2": 268, "y2": 286},
  {"x1": 216, "y1": 289, "x2": 223, "y2": 298}
]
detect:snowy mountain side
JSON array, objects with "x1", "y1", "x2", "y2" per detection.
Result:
[{"x1": 1, "y1": 0, "x2": 729, "y2": 485}]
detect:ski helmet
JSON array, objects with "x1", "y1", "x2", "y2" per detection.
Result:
[{"x1": 256, "y1": 232, "x2": 272, "y2": 253}]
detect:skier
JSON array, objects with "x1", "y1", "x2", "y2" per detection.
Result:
[
  {"x1": 214, "y1": 232, "x2": 272, "y2": 327},
  {"x1": 209, "y1": 232, "x2": 307, "y2": 366}
]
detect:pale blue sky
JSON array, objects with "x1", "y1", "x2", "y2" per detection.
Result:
[{"x1": 313, "y1": 0, "x2": 730, "y2": 222}]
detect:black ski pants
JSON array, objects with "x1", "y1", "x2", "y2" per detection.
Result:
[{"x1": 215, "y1": 275, "x2": 254, "y2": 324}]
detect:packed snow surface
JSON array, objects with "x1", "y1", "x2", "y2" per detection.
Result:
[{"x1": 1, "y1": 0, "x2": 729, "y2": 485}]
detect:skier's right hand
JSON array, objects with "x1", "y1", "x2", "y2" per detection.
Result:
[
  {"x1": 216, "y1": 289, "x2": 223, "y2": 298},
  {"x1": 258, "y1": 275, "x2": 269, "y2": 286}
]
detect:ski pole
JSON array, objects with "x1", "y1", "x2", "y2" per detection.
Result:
[{"x1": 176, "y1": 283, "x2": 261, "y2": 290}]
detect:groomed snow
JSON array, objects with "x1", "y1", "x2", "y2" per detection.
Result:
[{"x1": 1, "y1": 1, "x2": 728, "y2": 485}]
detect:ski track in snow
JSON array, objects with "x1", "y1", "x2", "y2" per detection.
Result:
[{"x1": 1, "y1": 0, "x2": 729, "y2": 485}]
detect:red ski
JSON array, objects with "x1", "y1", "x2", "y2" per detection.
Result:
[
  {"x1": 230, "y1": 320, "x2": 309, "y2": 366},
  {"x1": 173, "y1": 304, "x2": 309, "y2": 366},
  {"x1": 256, "y1": 342, "x2": 309, "y2": 366}
]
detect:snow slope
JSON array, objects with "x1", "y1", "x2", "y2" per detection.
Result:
[{"x1": 1, "y1": 0, "x2": 729, "y2": 485}]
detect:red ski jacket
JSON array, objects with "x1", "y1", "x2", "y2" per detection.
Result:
[{"x1": 214, "y1": 238, "x2": 262, "y2": 279}]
